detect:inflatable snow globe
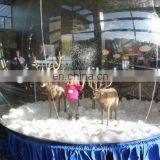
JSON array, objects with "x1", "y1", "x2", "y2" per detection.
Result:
[{"x1": 0, "y1": 0, "x2": 160, "y2": 159}]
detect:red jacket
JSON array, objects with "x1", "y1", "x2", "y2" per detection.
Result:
[{"x1": 65, "y1": 84, "x2": 83, "y2": 101}]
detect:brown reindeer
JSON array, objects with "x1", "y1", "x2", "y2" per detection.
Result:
[
  {"x1": 41, "y1": 56, "x2": 66, "y2": 118},
  {"x1": 89, "y1": 78, "x2": 119, "y2": 126},
  {"x1": 42, "y1": 82, "x2": 66, "y2": 118}
]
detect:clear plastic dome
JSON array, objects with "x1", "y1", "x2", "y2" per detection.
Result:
[{"x1": 0, "y1": 0, "x2": 160, "y2": 145}]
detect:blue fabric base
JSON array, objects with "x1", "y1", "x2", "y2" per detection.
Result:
[{"x1": 3, "y1": 128, "x2": 160, "y2": 160}]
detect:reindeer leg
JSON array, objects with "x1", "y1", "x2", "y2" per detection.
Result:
[
  {"x1": 52, "y1": 99, "x2": 59, "y2": 119},
  {"x1": 107, "y1": 107, "x2": 110, "y2": 126},
  {"x1": 114, "y1": 109, "x2": 117, "y2": 120},
  {"x1": 110, "y1": 110, "x2": 113, "y2": 119},
  {"x1": 57, "y1": 98, "x2": 60, "y2": 113},
  {"x1": 101, "y1": 108, "x2": 104, "y2": 124},
  {"x1": 92, "y1": 99, "x2": 96, "y2": 109},
  {"x1": 63, "y1": 94, "x2": 67, "y2": 112},
  {"x1": 48, "y1": 95, "x2": 52, "y2": 118}
]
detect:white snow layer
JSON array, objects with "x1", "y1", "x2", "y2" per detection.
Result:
[{"x1": 1, "y1": 98, "x2": 160, "y2": 144}]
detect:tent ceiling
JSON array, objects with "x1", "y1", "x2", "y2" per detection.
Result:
[
  {"x1": 62, "y1": 0, "x2": 160, "y2": 12},
  {"x1": 1, "y1": 0, "x2": 160, "y2": 12},
  {"x1": 0, "y1": 0, "x2": 13, "y2": 5}
]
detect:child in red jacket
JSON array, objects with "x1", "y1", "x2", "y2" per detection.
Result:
[{"x1": 65, "y1": 76, "x2": 85, "y2": 120}]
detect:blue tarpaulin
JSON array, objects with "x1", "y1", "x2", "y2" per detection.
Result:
[{"x1": 0, "y1": 128, "x2": 159, "y2": 160}]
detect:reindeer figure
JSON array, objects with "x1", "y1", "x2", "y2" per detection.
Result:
[
  {"x1": 42, "y1": 82, "x2": 66, "y2": 117},
  {"x1": 41, "y1": 56, "x2": 66, "y2": 118},
  {"x1": 89, "y1": 78, "x2": 119, "y2": 126}
]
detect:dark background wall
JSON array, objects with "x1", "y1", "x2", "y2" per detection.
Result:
[
  {"x1": 11, "y1": 0, "x2": 61, "y2": 58},
  {"x1": 0, "y1": 29, "x2": 16, "y2": 48},
  {"x1": 12, "y1": 0, "x2": 41, "y2": 56}
]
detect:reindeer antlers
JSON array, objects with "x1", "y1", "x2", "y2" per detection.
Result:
[
  {"x1": 88, "y1": 76, "x2": 103, "y2": 91},
  {"x1": 88, "y1": 76, "x2": 112, "y2": 91},
  {"x1": 53, "y1": 56, "x2": 62, "y2": 70},
  {"x1": 51, "y1": 55, "x2": 62, "y2": 71},
  {"x1": 104, "y1": 77, "x2": 112, "y2": 88}
]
